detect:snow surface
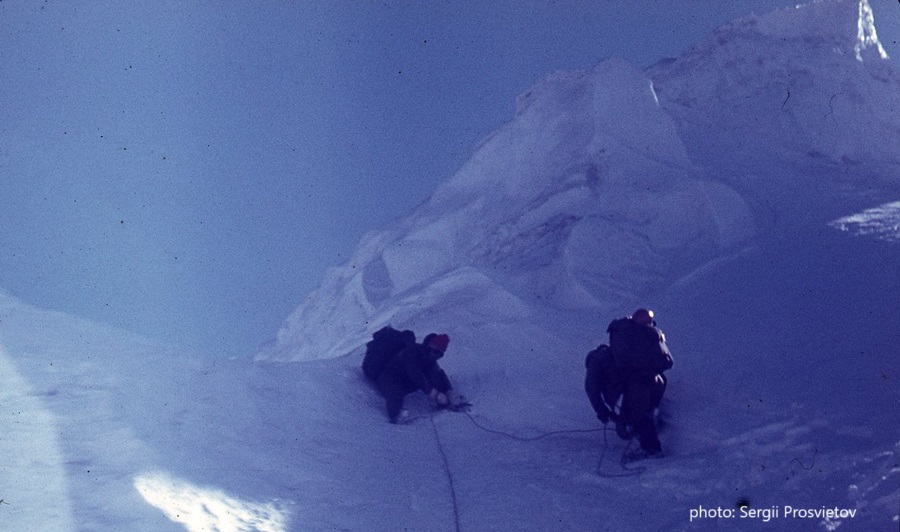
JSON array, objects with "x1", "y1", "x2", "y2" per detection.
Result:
[{"x1": 1, "y1": 0, "x2": 898, "y2": 530}]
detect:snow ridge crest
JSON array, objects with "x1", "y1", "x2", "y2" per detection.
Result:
[{"x1": 739, "y1": 0, "x2": 888, "y2": 62}]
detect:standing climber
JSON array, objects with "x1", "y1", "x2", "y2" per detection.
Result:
[{"x1": 603, "y1": 308, "x2": 673, "y2": 459}]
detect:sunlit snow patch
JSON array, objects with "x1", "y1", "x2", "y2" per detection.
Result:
[
  {"x1": 830, "y1": 201, "x2": 900, "y2": 243},
  {"x1": 855, "y1": 0, "x2": 889, "y2": 61},
  {"x1": 134, "y1": 471, "x2": 290, "y2": 532}
]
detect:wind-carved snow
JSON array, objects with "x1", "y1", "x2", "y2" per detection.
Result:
[
  {"x1": 267, "y1": 1, "x2": 900, "y2": 365},
  {"x1": 745, "y1": 0, "x2": 887, "y2": 62},
  {"x1": 648, "y1": 0, "x2": 899, "y2": 173},
  {"x1": 265, "y1": 58, "x2": 755, "y2": 362},
  {"x1": 830, "y1": 201, "x2": 900, "y2": 242}
]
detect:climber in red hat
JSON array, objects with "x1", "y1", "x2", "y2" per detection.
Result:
[{"x1": 376, "y1": 332, "x2": 467, "y2": 423}]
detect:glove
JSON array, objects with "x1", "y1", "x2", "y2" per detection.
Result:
[
  {"x1": 429, "y1": 389, "x2": 448, "y2": 406},
  {"x1": 446, "y1": 389, "x2": 464, "y2": 407}
]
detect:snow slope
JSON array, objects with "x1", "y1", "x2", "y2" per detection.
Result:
[{"x1": 1, "y1": 0, "x2": 898, "y2": 530}]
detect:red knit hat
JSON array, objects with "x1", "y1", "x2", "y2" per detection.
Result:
[{"x1": 428, "y1": 333, "x2": 450, "y2": 352}]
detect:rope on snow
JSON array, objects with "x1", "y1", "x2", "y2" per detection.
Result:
[
  {"x1": 461, "y1": 411, "x2": 644, "y2": 477},
  {"x1": 462, "y1": 411, "x2": 603, "y2": 442},
  {"x1": 595, "y1": 427, "x2": 645, "y2": 478},
  {"x1": 429, "y1": 413, "x2": 463, "y2": 532},
  {"x1": 424, "y1": 404, "x2": 643, "y2": 532}
]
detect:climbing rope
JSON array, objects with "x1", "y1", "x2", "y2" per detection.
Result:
[
  {"x1": 462, "y1": 410, "x2": 603, "y2": 441},
  {"x1": 425, "y1": 408, "x2": 608, "y2": 532},
  {"x1": 461, "y1": 410, "x2": 644, "y2": 476},
  {"x1": 429, "y1": 413, "x2": 463, "y2": 532},
  {"x1": 424, "y1": 404, "x2": 643, "y2": 532},
  {"x1": 595, "y1": 427, "x2": 645, "y2": 478}
]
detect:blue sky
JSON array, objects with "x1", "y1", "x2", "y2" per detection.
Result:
[{"x1": 1, "y1": 1, "x2": 898, "y2": 356}]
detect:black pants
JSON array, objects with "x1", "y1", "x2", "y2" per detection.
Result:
[
  {"x1": 377, "y1": 368, "x2": 451, "y2": 422},
  {"x1": 622, "y1": 373, "x2": 666, "y2": 452}
]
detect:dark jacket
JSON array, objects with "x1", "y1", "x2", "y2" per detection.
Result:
[
  {"x1": 386, "y1": 343, "x2": 451, "y2": 395},
  {"x1": 377, "y1": 342, "x2": 452, "y2": 421},
  {"x1": 607, "y1": 318, "x2": 673, "y2": 375}
]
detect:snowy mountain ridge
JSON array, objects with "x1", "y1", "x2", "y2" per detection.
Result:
[
  {"x1": 1, "y1": 1, "x2": 897, "y2": 530},
  {"x1": 747, "y1": 0, "x2": 887, "y2": 61},
  {"x1": 264, "y1": 0, "x2": 897, "y2": 363},
  {"x1": 649, "y1": 0, "x2": 899, "y2": 182}
]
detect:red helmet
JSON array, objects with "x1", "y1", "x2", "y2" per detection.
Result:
[{"x1": 427, "y1": 333, "x2": 450, "y2": 353}]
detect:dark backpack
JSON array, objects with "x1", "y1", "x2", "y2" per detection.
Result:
[
  {"x1": 606, "y1": 317, "x2": 636, "y2": 366},
  {"x1": 607, "y1": 317, "x2": 672, "y2": 372},
  {"x1": 362, "y1": 326, "x2": 415, "y2": 381},
  {"x1": 584, "y1": 343, "x2": 612, "y2": 370},
  {"x1": 585, "y1": 343, "x2": 626, "y2": 410}
]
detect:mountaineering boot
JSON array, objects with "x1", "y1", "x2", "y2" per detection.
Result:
[
  {"x1": 623, "y1": 447, "x2": 663, "y2": 463},
  {"x1": 390, "y1": 410, "x2": 411, "y2": 424}
]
